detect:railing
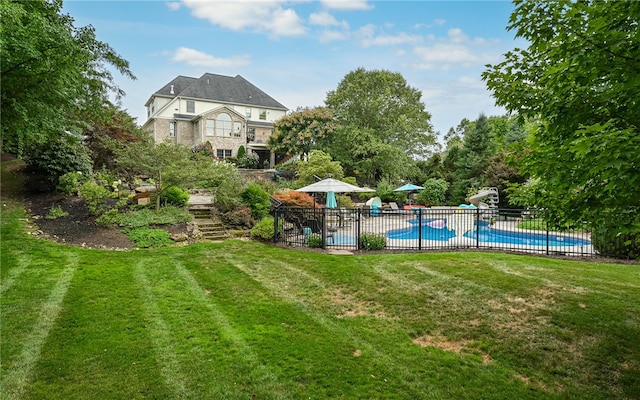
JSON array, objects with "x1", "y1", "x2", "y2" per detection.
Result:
[{"x1": 273, "y1": 206, "x2": 600, "y2": 257}]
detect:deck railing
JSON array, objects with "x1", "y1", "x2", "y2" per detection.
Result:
[{"x1": 273, "y1": 206, "x2": 601, "y2": 257}]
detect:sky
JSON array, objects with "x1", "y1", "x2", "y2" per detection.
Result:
[{"x1": 62, "y1": 0, "x2": 525, "y2": 142}]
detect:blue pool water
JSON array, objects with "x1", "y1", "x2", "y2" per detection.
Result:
[{"x1": 387, "y1": 219, "x2": 591, "y2": 247}]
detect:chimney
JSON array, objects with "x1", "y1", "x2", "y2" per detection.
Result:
[{"x1": 170, "y1": 85, "x2": 174, "y2": 95}]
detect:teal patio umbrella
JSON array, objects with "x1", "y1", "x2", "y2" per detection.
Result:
[{"x1": 326, "y1": 191, "x2": 338, "y2": 209}]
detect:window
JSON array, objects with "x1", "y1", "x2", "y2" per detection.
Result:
[
  {"x1": 216, "y1": 149, "x2": 232, "y2": 159},
  {"x1": 259, "y1": 109, "x2": 267, "y2": 120},
  {"x1": 233, "y1": 121, "x2": 242, "y2": 137},
  {"x1": 186, "y1": 100, "x2": 195, "y2": 113},
  {"x1": 205, "y1": 119, "x2": 214, "y2": 136},
  {"x1": 246, "y1": 128, "x2": 256, "y2": 142},
  {"x1": 216, "y1": 113, "x2": 232, "y2": 137},
  {"x1": 245, "y1": 107, "x2": 252, "y2": 118},
  {"x1": 169, "y1": 122, "x2": 176, "y2": 137}
]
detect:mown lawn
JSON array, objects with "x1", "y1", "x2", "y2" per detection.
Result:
[{"x1": 2, "y1": 169, "x2": 640, "y2": 399}]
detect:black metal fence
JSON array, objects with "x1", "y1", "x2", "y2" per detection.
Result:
[{"x1": 273, "y1": 206, "x2": 597, "y2": 257}]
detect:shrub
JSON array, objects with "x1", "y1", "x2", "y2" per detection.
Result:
[
  {"x1": 237, "y1": 152, "x2": 259, "y2": 169},
  {"x1": 274, "y1": 190, "x2": 318, "y2": 208},
  {"x1": 307, "y1": 233, "x2": 323, "y2": 248},
  {"x1": 359, "y1": 233, "x2": 387, "y2": 251},
  {"x1": 375, "y1": 180, "x2": 396, "y2": 202},
  {"x1": 250, "y1": 216, "x2": 282, "y2": 242},
  {"x1": 160, "y1": 186, "x2": 190, "y2": 207},
  {"x1": 45, "y1": 205, "x2": 69, "y2": 219},
  {"x1": 237, "y1": 145, "x2": 246, "y2": 159},
  {"x1": 25, "y1": 135, "x2": 93, "y2": 186},
  {"x1": 242, "y1": 183, "x2": 271, "y2": 219},
  {"x1": 417, "y1": 178, "x2": 449, "y2": 206},
  {"x1": 222, "y1": 205, "x2": 254, "y2": 229},
  {"x1": 79, "y1": 181, "x2": 111, "y2": 216},
  {"x1": 57, "y1": 171, "x2": 89, "y2": 195},
  {"x1": 125, "y1": 227, "x2": 173, "y2": 248},
  {"x1": 591, "y1": 218, "x2": 640, "y2": 259}
]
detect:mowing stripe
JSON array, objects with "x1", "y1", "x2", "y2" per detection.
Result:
[
  {"x1": 134, "y1": 261, "x2": 191, "y2": 400},
  {"x1": 0, "y1": 254, "x2": 32, "y2": 295},
  {"x1": 0, "y1": 253, "x2": 77, "y2": 400},
  {"x1": 231, "y1": 260, "x2": 428, "y2": 398},
  {"x1": 171, "y1": 261, "x2": 285, "y2": 394}
]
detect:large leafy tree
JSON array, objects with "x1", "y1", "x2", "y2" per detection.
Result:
[
  {"x1": 268, "y1": 106, "x2": 335, "y2": 161},
  {"x1": 0, "y1": 0, "x2": 135, "y2": 155},
  {"x1": 324, "y1": 68, "x2": 436, "y2": 183},
  {"x1": 483, "y1": 0, "x2": 640, "y2": 256}
]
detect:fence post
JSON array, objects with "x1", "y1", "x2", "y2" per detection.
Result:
[
  {"x1": 418, "y1": 208, "x2": 423, "y2": 250},
  {"x1": 322, "y1": 207, "x2": 327, "y2": 249},
  {"x1": 356, "y1": 208, "x2": 361, "y2": 250},
  {"x1": 546, "y1": 218, "x2": 549, "y2": 256},
  {"x1": 476, "y1": 207, "x2": 480, "y2": 248},
  {"x1": 273, "y1": 208, "x2": 279, "y2": 243}
]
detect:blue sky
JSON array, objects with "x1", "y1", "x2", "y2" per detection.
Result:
[{"x1": 63, "y1": 0, "x2": 524, "y2": 141}]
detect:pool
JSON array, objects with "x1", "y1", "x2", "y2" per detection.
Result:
[{"x1": 387, "y1": 219, "x2": 591, "y2": 247}]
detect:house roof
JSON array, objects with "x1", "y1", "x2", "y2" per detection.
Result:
[
  {"x1": 247, "y1": 120, "x2": 275, "y2": 128},
  {"x1": 151, "y1": 73, "x2": 288, "y2": 111}
]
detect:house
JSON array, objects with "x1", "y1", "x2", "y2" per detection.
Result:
[{"x1": 142, "y1": 73, "x2": 288, "y2": 168}]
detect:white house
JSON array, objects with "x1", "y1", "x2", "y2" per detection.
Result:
[{"x1": 142, "y1": 73, "x2": 288, "y2": 167}]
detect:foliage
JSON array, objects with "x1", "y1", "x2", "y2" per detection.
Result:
[
  {"x1": 307, "y1": 233, "x2": 323, "y2": 248},
  {"x1": 45, "y1": 205, "x2": 69, "y2": 220},
  {"x1": 273, "y1": 190, "x2": 317, "y2": 208},
  {"x1": 84, "y1": 105, "x2": 147, "y2": 170},
  {"x1": 196, "y1": 159, "x2": 247, "y2": 213},
  {"x1": 483, "y1": 0, "x2": 640, "y2": 256},
  {"x1": 24, "y1": 135, "x2": 93, "y2": 186},
  {"x1": 57, "y1": 171, "x2": 89, "y2": 196},
  {"x1": 375, "y1": 180, "x2": 396, "y2": 202},
  {"x1": 221, "y1": 206, "x2": 255, "y2": 229},
  {"x1": 237, "y1": 151, "x2": 259, "y2": 169},
  {"x1": 160, "y1": 186, "x2": 190, "y2": 207},
  {"x1": 242, "y1": 183, "x2": 271, "y2": 220},
  {"x1": 237, "y1": 145, "x2": 246, "y2": 159},
  {"x1": 336, "y1": 194, "x2": 354, "y2": 208},
  {"x1": 96, "y1": 206, "x2": 192, "y2": 228},
  {"x1": 250, "y1": 216, "x2": 282, "y2": 242},
  {"x1": 116, "y1": 138, "x2": 214, "y2": 212},
  {"x1": 78, "y1": 180, "x2": 112, "y2": 216},
  {"x1": 591, "y1": 210, "x2": 640, "y2": 260},
  {"x1": 416, "y1": 178, "x2": 449, "y2": 206},
  {"x1": 269, "y1": 106, "x2": 336, "y2": 160},
  {"x1": 295, "y1": 150, "x2": 343, "y2": 185},
  {"x1": 0, "y1": 0, "x2": 135, "y2": 155},
  {"x1": 324, "y1": 68, "x2": 436, "y2": 181},
  {"x1": 124, "y1": 227, "x2": 173, "y2": 248},
  {"x1": 359, "y1": 232, "x2": 387, "y2": 251},
  {"x1": 192, "y1": 141, "x2": 215, "y2": 158}
]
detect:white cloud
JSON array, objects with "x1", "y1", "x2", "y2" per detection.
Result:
[
  {"x1": 171, "y1": 47, "x2": 251, "y2": 68},
  {"x1": 182, "y1": 0, "x2": 306, "y2": 37},
  {"x1": 320, "y1": 0, "x2": 373, "y2": 10},
  {"x1": 166, "y1": 2, "x2": 181, "y2": 11},
  {"x1": 319, "y1": 30, "x2": 349, "y2": 43},
  {"x1": 309, "y1": 11, "x2": 349, "y2": 29},
  {"x1": 361, "y1": 32, "x2": 422, "y2": 48}
]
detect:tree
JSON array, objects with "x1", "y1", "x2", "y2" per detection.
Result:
[
  {"x1": 324, "y1": 68, "x2": 436, "y2": 182},
  {"x1": 1, "y1": 0, "x2": 135, "y2": 155},
  {"x1": 483, "y1": 0, "x2": 640, "y2": 256},
  {"x1": 268, "y1": 107, "x2": 335, "y2": 160},
  {"x1": 115, "y1": 138, "x2": 208, "y2": 212},
  {"x1": 295, "y1": 150, "x2": 343, "y2": 185}
]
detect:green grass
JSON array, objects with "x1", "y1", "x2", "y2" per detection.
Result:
[{"x1": 2, "y1": 161, "x2": 640, "y2": 399}]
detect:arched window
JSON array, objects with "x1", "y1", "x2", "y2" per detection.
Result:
[{"x1": 216, "y1": 113, "x2": 232, "y2": 137}]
